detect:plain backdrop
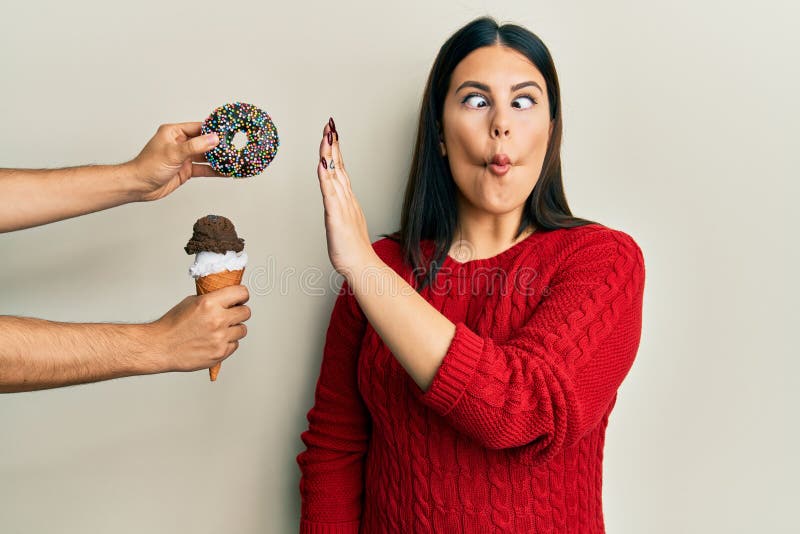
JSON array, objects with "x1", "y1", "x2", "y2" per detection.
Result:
[{"x1": 1, "y1": 1, "x2": 798, "y2": 532}]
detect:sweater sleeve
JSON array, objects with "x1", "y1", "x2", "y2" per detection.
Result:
[
  {"x1": 420, "y1": 229, "x2": 645, "y2": 458},
  {"x1": 297, "y1": 280, "x2": 369, "y2": 534}
]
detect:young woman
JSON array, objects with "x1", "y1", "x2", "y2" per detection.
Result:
[{"x1": 298, "y1": 16, "x2": 646, "y2": 534}]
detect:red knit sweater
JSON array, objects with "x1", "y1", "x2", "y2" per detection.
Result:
[{"x1": 297, "y1": 223, "x2": 646, "y2": 533}]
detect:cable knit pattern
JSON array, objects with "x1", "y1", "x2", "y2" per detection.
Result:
[{"x1": 297, "y1": 223, "x2": 645, "y2": 533}]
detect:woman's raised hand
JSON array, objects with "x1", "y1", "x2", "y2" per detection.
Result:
[{"x1": 316, "y1": 118, "x2": 376, "y2": 279}]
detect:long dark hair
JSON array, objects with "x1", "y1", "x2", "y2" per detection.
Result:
[{"x1": 379, "y1": 16, "x2": 597, "y2": 291}]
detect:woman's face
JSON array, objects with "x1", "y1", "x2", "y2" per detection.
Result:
[{"x1": 440, "y1": 45, "x2": 552, "y2": 221}]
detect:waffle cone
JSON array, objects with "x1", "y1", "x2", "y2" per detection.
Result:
[
  {"x1": 195, "y1": 269, "x2": 245, "y2": 294},
  {"x1": 195, "y1": 268, "x2": 245, "y2": 381}
]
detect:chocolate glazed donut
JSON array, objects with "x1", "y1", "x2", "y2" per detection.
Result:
[{"x1": 201, "y1": 102, "x2": 279, "y2": 178}]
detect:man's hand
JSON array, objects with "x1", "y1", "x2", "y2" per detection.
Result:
[
  {"x1": 0, "y1": 119, "x2": 229, "y2": 233},
  {"x1": 0, "y1": 284, "x2": 251, "y2": 393},
  {"x1": 149, "y1": 284, "x2": 251, "y2": 372},
  {"x1": 128, "y1": 122, "x2": 226, "y2": 202}
]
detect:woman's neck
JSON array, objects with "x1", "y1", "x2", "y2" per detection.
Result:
[{"x1": 449, "y1": 221, "x2": 536, "y2": 262}]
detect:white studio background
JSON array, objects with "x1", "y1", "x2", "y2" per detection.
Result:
[{"x1": 1, "y1": 1, "x2": 798, "y2": 532}]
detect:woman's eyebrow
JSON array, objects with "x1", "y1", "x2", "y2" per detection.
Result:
[
  {"x1": 511, "y1": 81, "x2": 543, "y2": 93},
  {"x1": 456, "y1": 81, "x2": 491, "y2": 93},
  {"x1": 456, "y1": 80, "x2": 544, "y2": 94}
]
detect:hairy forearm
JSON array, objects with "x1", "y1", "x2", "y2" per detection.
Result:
[
  {"x1": 0, "y1": 316, "x2": 160, "y2": 393},
  {"x1": 0, "y1": 165, "x2": 140, "y2": 233},
  {"x1": 345, "y1": 254, "x2": 456, "y2": 391}
]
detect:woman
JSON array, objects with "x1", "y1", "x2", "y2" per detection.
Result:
[{"x1": 298, "y1": 16, "x2": 645, "y2": 534}]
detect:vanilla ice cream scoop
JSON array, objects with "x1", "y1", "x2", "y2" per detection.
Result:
[{"x1": 189, "y1": 250, "x2": 248, "y2": 279}]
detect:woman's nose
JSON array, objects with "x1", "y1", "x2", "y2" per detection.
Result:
[
  {"x1": 492, "y1": 126, "x2": 510, "y2": 138},
  {"x1": 491, "y1": 111, "x2": 510, "y2": 138}
]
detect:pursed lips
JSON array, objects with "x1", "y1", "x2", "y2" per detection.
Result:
[{"x1": 488, "y1": 153, "x2": 512, "y2": 175}]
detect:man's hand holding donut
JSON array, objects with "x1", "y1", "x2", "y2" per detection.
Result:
[
  {"x1": 0, "y1": 121, "x2": 226, "y2": 233},
  {"x1": 127, "y1": 122, "x2": 227, "y2": 202}
]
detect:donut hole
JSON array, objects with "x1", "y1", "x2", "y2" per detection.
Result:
[{"x1": 231, "y1": 131, "x2": 249, "y2": 150}]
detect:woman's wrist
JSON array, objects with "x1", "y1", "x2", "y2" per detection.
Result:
[{"x1": 341, "y1": 251, "x2": 385, "y2": 292}]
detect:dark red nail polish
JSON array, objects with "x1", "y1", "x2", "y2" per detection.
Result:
[
  {"x1": 327, "y1": 132, "x2": 333, "y2": 146},
  {"x1": 329, "y1": 117, "x2": 337, "y2": 133},
  {"x1": 321, "y1": 157, "x2": 327, "y2": 169}
]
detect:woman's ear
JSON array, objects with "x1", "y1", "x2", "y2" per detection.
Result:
[{"x1": 436, "y1": 121, "x2": 447, "y2": 157}]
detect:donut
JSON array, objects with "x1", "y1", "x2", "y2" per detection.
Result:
[{"x1": 201, "y1": 102, "x2": 279, "y2": 178}]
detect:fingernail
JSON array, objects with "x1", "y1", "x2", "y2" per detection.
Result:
[
  {"x1": 327, "y1": 132, "x2": 333, "y2": 146},
  {"x1": 206, "y1": 133, "x2": 219, "y2": 146},
  {"x1": 321, "y1": 157, "x2": 327, "y2": 169},
  {"x1": 329, "y1": 117, "x2": 337, "y2": 133}
]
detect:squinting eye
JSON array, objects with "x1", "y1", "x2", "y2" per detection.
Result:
[
  {"x1": 463, "y1": 94, "x2": 488, "y2": 108},
  {"x1": 512, "y1": 96, "x2": 536, "y2": 109}
]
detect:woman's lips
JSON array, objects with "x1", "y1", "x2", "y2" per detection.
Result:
[
  {"x1": 489, "y1": 163, "x2": 511, "y2": 176},
  {"x1": 489, "y1": 153, "x2": 511, "y2": 176}
]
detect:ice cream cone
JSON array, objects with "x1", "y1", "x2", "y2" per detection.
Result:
[
  {"x1": 195, "y1": 268, "x2": 245, "y2": 295},
  {"x1": 186, "y1": 214, "x2": 247, "y2": 382},
  {"x1": 195, "y1": 268, "x2": 245, "y2": 381}
]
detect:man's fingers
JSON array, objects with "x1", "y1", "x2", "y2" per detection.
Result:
[
  {"x1": 227, "y1": 324, "x2": 248, "y2": 342},
  {"x1": 222, "y1": 340, "x2": 239, "y2": 359},
  {"x1": 227, "y1": 304, "x2": 252, "y2": 326},
  {"x1": 191, "y1": 163, "x2": 228, "y2": 178},
  {"x1": 180, "y1": 133, "x2": 219, "y2": 159},
  {"x1": 173, "y1": 122, "x2": 203, "y2": 138},
  {"x1": 206, "y1": 284, "x2": 249, "y2": 308}
]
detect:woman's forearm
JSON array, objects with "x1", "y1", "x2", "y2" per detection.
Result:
[
  {"x1": 345, "y1": 253, "x2": 456, "y2": 391},
  {"x1": 0, "y1": 164, "x2": 140, "y2": 233}
]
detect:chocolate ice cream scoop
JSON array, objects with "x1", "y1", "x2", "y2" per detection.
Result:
[{"x1": 185, "y1": 214, "x2": 245, "y2": 254}]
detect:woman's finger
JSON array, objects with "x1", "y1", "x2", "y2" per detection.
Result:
[
  {"x1": 316, "y1": 122, "x2": 348, "y2": 200},
  {"x1": 317, "y1": 157, "x2": 339, "y2": 200},
  {"x1": 330, "y1": 128, "x2": 345, "y2": 172},
  {"x1": 325, "y1": 120, "x2": 352, "y2": 199},
  {"x1": 327, "y1": 117, "x2": 349, "y2": 181},
  {"x1": 320, "y1": 123, "x2": 333, "y2": 162},
  {"x1": 329, "y1": 132, "x2": 352, "y2": 193},
  {"x1": 318, "y1": 120, "x2": 357, "y2": 219},
  {"x1": 325, "y1": 163, "x2": 348, "y2": 200}
]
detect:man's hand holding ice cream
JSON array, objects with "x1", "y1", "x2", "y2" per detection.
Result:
[
  {"x1": 0, "y1": 286, "x2": 250, "y2": 393},
  {"x1": 185, "y1": 214, "x2": 249, "y2": 381},
  {"x1": 148, "y1": 284, "x2": 250, "y2": 375}
]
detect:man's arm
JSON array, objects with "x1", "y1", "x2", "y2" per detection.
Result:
[
  {"x1": 0, "y1": 285, "x2": 251, "y2": 393},
  {"x1": 0, "y1": 122, "x2": 222, "y2": 233}
]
